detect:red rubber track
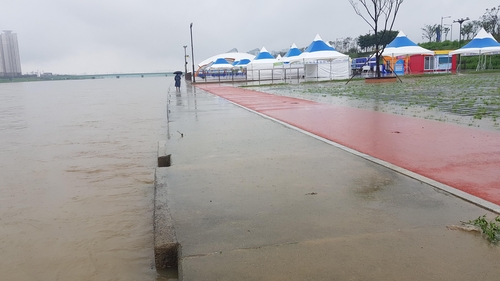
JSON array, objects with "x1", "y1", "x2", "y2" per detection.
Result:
[{"x1": 197, "y1": 84, "x2": 500, "y2": 206}]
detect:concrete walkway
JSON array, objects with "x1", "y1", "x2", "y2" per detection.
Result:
[
  {"x1": 197, "y1": 84, "x2": 500, "y2": 210},
  {"x1": 162, "y1": 83, "x2": 500, "y2": 280}
]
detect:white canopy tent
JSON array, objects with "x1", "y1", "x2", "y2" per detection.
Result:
[
  {"x1": 449, "y1": 28, "x2": 500, "y2": 70},
  {"x1": 207, "y1": 58, "x2": 234, "y2": 69},
  {"x1": 290, "y1": 34, "x2": 350, "y2": 80},
  {"x1": 246, "y1": 47, "x2": 282, "y2": 80},
  {"x1": 381, "y1": 31, "x2": 434, "y2": 74},
  {"x1": 198, "y1": 57, "x2": 235, "y2": 80},
  {"x1": 382, "y1": 31, "x2": 434, "y2": 57},
  {"x1": 450, "y1": 28, "x2": 500, "y2": 55},
  {"x1": 281, "y1": 43, "x2": 304, "y2": 80},
  {"x1": 198, "y1": 52, "x2": 255, "y2": 68},
  {"x1": 281, "y1": 43, "x2": 302, "y2": 63}
]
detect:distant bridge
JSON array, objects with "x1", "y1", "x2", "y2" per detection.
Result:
[{"x1": 76, "y1": 72, "x2": 175, "y2": 79}]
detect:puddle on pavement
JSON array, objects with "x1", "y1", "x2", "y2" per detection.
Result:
[{"x1": 350, "y1": 169, "x2": 395, "y2": 199}]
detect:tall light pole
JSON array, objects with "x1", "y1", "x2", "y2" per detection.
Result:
[
  {"x1": 440, "y1": 15, "x2": 451, "y2": 42},
  {"x1": 183, "y1": 45, "x2": 188, "y2": 77},
  {"x1": 454, "y1": 17, "x2": 470, "y2": 46},
  {"x1": 444, "y1": 23, "x2": 453, "y2": 41},
  {"x1": 189, "y1": 23, "x2": 196, "y2": 83}
]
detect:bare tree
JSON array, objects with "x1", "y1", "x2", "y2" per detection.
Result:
[
  {"x1": 481, "y1": 5, "x2": 500, "y2": 39},
  {"x1": 443, "y1": 27, "x2": 450, "y2": 41},
  {"x1": 329, "y1": 39, "x2": 345, "y2": 53},
  {"x1": 329, "y1": 37, "x2": 357, "y2": 53},
  {"x1": 421, "y1": 24, "x2": 438, "y2": 42},
  {"x1": 349, "y1": 0, "x2": 404, "y2": 78},
  {"x1": 462, "y1": 21, "x2": 481, "y2": 40}
]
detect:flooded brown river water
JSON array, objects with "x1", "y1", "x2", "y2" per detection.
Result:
[{"x1": 0, "y1": 78, "x2": 170, "y2": 280}]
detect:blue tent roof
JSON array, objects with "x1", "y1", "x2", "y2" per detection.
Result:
[
  {"x1": 304, "y1": 35, "x2": 336, "y2": 52},
  {"x1": 386, "y1": 33, "x2": 418, "y2": 48},
  {"x1": 450, "y1": 28, "x2": 500, "y2": 55},
  {"x1": 460, "y1": 29, "x2": 500, "y2": 49},
  {"x1": 236, "y1": 59, "x2": 251, "y2": 65},
  {"x1": 284, "y1": 43, "x2": 302, "y2": 57},
  {"x1": 382, "y1": 31, "x2": 434, "y2": 56},
  {"x1": 254, "y1": 47, "x2": 275, "y2": 60},
  {"x1": 289, "y1": 34, "x2": 348, "y2": 62},
  {"x1": 462, "y1": 38, "x2": 500, "y2": 49},
  {"x1": 212, "y1": 58, "x2": 231, "y2": 65}
]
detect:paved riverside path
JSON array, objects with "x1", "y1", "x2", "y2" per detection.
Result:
[
  {"x1": 162, "y1": 84, "x2": 500, "y2": 280},
  {"x1": 197, "y1": 84, "x2": 500, "y2": 209}
]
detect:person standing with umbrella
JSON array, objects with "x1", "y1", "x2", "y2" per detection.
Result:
[{"x1": 174, "y1": 71, "x2": 182, "y2": 91}]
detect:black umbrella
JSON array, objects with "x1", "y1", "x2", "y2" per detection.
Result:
[{"x1": 173, "y1": 71, "x2": 183, "y2": 75}]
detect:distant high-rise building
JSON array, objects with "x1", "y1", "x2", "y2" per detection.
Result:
[{"x1": 0, "y1": 30, "x2": 22, "y2": 77}]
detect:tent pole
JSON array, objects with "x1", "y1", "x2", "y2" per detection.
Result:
[
  {"x1": 446, "y1": 53, "x2": 452, "y2": 73},
  {"x1": 330, "y1": 60, "x2": 332, "y2": 80},
  {"x1": 316, "y1": 62, "x2": 318, "y2": 82},
  {"x1": 476, "y1": 52, "x2": 481, "y2": 71}
]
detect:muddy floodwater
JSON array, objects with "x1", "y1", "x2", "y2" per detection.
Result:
[{"x1": 0, "y1": 78, "x2": 170, "y2": 280}]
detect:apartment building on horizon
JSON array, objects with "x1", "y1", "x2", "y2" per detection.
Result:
[{"x1": 0, "y1": 30, "x2": 22, "y2": 77}]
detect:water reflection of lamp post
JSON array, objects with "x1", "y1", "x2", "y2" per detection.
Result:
[
  {"x1": 454, "y1": 17, "x2": 470, "y2": 46},
  {"x1": 183, "y1": 45, "x2": 188, "y2": 76},
  {"x1": 190, "y1": 23, "x2": 196, "y2": 83}
]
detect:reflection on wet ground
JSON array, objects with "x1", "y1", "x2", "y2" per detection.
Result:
[{"x1": 163, "y1": 83, "x2": 500, "y2": 280}]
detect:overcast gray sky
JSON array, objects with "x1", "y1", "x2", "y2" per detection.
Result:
[{"x1": 2, "y1": 0, "x2": 498, "y2": 74}]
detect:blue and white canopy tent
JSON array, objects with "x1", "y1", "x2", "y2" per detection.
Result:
[
  {"x1": 281, "y1": 43, "x2": 302, "y2": 63},
  {"x1": 449, "y1": 28, "x2": 500, "y2": 71},
  {"x1": 234, "y1": 58, "x2": 251, "y2": 67},
  {"x1": 246, "y1": 47, "x2": 281, "y2": 80},
  {"x1": 198, "y1": 52, "x2": 255, "y2": 69},
  {"x1": 382, "y1": 31, "x2": 434, "y2": 57},
  {"x1": 197, "y1": 51, "x2": 255, "y2": 79},
  {"x1": 208, "y1": 58, "x2": 234, "y2": 69},
  {"x1": 290, "y1": 34, "x2": 350, "y2": 80},
  {"x1": 200, "y1": 58, "x2": 234, "y2": 80},
  {"x1": 230, "y1": 58, "x2": 252, "y2": 78},
  {"x1": 381, "y1": 31, "x2": 434, "y2": 74},
  {"x1": 281, "y1": 43, "x2": 304, "y2": 80}
]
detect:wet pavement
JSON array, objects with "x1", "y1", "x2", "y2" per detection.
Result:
[
  {"x1": 163, "y1": 83, "x2": 500, "y2": 280},
  {"x1": 197, "y1": 84, "x2": 500, "y2": 209}
]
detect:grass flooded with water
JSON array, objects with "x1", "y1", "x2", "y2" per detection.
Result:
[{"x1": 254, "y1": 72, "x2": 500, "y2": 131}]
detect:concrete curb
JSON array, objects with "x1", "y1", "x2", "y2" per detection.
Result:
[
  {"x1": 157, "y1": 140, "x2": 171, "y2": 167},
  {"x1": 153, "y1": 141, "x2": 179, "y2": 269}
]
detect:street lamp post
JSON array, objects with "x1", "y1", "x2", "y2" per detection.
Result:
[
  {"x1": 444, "y1": 23, "x2": 453, "y2": 41},
  {"x1": 189, "y1": 23, "x2": 196, "y2": 83},
  {"x1": 440, "y1": 15, "x2": 451, "y2": 42},
  {"x1": 183, "y1": 45, "x2": 188, "y2": 77},
  {"x1": 454, "y1": 17, "x2": 470, "y2": 46}
]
